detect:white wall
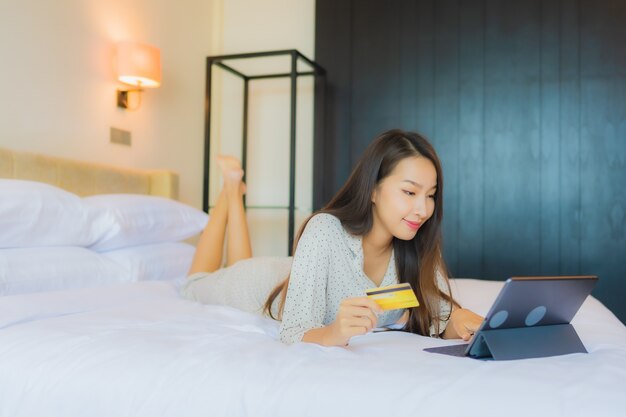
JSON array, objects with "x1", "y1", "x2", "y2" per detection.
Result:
[
  {"x1": 210, "y1": 0, "x2": 316, "y2": 256},
  {"x1": 0, "y1": 0, "x2": 214, "y2": 207}
]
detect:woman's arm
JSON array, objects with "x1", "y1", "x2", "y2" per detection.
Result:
[
  {"x1": 278, "y1": 214, "x2": 334, "y2": 344},
  {"x1": 441, "y1": 307, "x2": 484, "y2": 340},
  {"x1": 302, "y1": 297, "x2": 383, "y2": 346},
  {"x1": 395, "y1": 310, "x2": 409, "y2": 325},
  {"x1": 280, "y1": 214, "x2": 384, "y2": 347},
  {"x1": 432, "y1": 263, "x2": 483, "y2": 339}
]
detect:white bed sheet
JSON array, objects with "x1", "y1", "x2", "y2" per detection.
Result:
[{"x1": 0, "y1": 278, "x2": 625, "y2": 417}]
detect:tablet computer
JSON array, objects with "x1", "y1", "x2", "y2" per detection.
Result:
[{"x1": 424, "y1": 275, "x2": 598, "y2": 360}]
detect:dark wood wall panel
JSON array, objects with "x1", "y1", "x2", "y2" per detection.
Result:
[
  {"x1": 399, "y1": 0, "x2": 419, "y2": 131},
  {"x1": 351, "y1": 0, "x2": 402, "y2": 160},
  {"x1": 539, "y1": 0, "x2": 561, "y2": 275},
  {"x1": 578, "y1": 0, "x2": 626, "y2": 321},
  {"x1": 559, "y1": 0, "x2": 582, "y2": 275},
  {"x1": 315, "y1": 0, "x2": 626, "y2": 323},
  {"x1": 483, "y1": 0, "x2": 543, "y2": 278},
  {"x1": 433, "y1": 0, "x2": 461, "y2": 272},
  {"x1": 414, "y1": 0, "x2": 436, "y2": 138},
  {"x1": 313, "y1": 0, "x2": 352, "y2": 197},
  {"x1": 457, "y1": 0, "x2": 485, "y2": 278}
]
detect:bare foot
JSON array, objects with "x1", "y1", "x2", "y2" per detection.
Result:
[{"x1": 217, "y1": 155, "x2": 244, "y2": 184}]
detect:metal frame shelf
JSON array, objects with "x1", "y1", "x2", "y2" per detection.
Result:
[{"x1": 203, "y1": 49, "x2": 326, "y2": 254}]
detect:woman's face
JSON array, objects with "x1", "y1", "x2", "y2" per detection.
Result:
[{"x1": 371, "y1": 155, "x2": 437, "y2": 241}]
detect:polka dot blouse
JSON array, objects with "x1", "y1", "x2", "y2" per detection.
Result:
[{"x1": 279, "y1": 213, "x2": 451, "y2": 344}]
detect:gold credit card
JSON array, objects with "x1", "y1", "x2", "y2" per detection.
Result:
[{"x1": 366, "y1": 283, "x2": 419, "y2": 310}]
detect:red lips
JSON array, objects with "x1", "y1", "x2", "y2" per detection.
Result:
[{"x1": 402, "y1": 219, "x2": 421, "y2": 230}]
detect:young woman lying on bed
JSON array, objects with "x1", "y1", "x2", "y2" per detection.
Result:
[{"x1": 182, "y1": 129, "x2": 483, "y2": 347}]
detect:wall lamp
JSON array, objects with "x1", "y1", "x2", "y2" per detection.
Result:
[{"x1": 116, "y1": 41, "x2": 161, "y2": 110}]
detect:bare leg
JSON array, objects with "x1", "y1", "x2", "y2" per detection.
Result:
[
  {"x1": 219, "y1": 157, "x2": 253, "y2": 266},
  {"x1": 188, "y1": 187, "x2": 228, "y2": 275},
  {"x1": 187, "y1": 156, "x2": 253, "y2": 275}
]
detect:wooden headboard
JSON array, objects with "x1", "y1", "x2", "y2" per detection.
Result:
[{"x1": 0, "y1": 147, "x2": 179, "y2": 199}]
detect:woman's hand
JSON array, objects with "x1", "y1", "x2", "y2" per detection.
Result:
[
  {"x1": 325, "y1": 297, "x2": 383, "y2": 346},
  {"x1": 443, "y1": 308, "x2": 484, "y2": 341}
]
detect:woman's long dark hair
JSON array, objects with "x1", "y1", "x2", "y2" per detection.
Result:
[{"x1": 264, "y1": 129, "x2": 458, "y2": 337}]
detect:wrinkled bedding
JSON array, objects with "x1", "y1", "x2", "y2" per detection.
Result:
[{"x1": 0, "y1": 278, "x2": 625, "y2": 417}]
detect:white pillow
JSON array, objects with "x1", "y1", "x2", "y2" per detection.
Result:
[
  {"x1": 0, "y1": 246, "x2": 128, "y2": 296},
  {"x1": 0, "y1": 179, "x2": 105, "y2": 249},
  {"x1": 84, "y1": 194, "x2": 208, "y2": 252},
  {"x1": 102, "y1": 242, "x2": 196, "y2": 281}
]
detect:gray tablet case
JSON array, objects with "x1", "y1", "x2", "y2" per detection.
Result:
[{"x1": 424, "y1": 276, "x2": 598, "y2": 360}]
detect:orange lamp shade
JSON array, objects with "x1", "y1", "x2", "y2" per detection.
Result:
[{"x1": 116, "y1": 42, "x2": 161, "y2": 88}]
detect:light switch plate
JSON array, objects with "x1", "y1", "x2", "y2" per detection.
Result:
[{"x1": 110, "y1": 127, "x2": 131, "y2": 146}]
